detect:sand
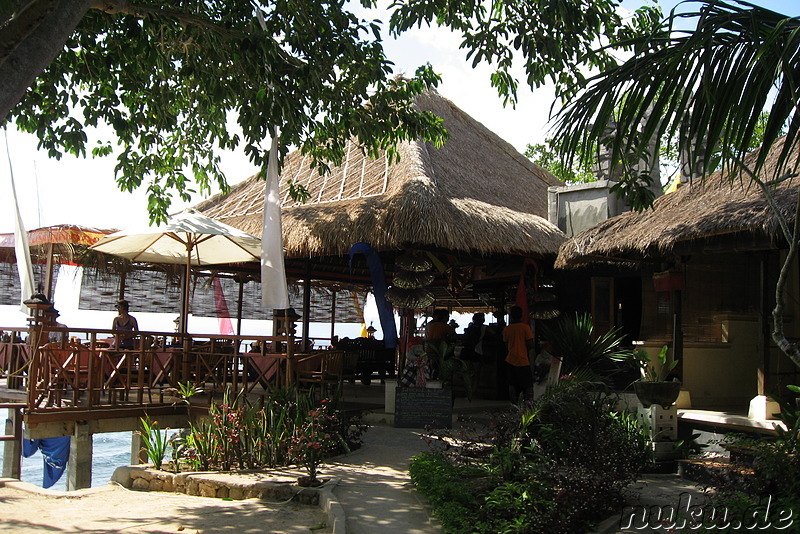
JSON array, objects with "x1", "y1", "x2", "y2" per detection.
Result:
[{"x1": 0, "y1": 482, "x2": 329, "y2": 533}]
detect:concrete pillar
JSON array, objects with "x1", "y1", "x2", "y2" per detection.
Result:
[
  {"x1": 2, "y1": 411, "x2": 21, "y2": 479},
  {"x1": 748, "y1": 395, "x2": 781, "y2": 421},
  {"x1": 130, "y1": 430, "x2": 143, "y2": 465},
  {"x1": 67, "y1": 422, "x2": 92, "y2": 491}
]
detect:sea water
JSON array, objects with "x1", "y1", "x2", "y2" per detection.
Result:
[{"x1": 4, "y1": 426, "x2": 136, "y2": 491}]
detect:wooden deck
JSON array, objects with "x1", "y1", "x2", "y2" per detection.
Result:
[
  {"x1": 0, "y1": 324, "x2": 397, "y2": 438},
  {"x1": 0, "y1": 326, "x2": 304, "y2": 434}
]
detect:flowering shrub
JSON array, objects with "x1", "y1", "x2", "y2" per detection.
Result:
[
  {"x1": 289, "y1": 399, "x2": 345, "y2": 484},
  {"x1": 171, "y1": 388, "x2": 365, "y2": 474}
]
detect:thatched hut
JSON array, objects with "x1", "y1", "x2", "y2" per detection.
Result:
[
  {"x1": 555, "y1": 139, "x2": 800, "y2": 413},
  {"x1": 556, "y1": 151, "x2": 800, "y2": 269},
  {"x1": 196, "y1": 90, "x2": 566, "y2": 311}
]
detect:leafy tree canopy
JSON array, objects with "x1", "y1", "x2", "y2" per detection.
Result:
[
  {"x1": 1, "y1": 0, "x2": 448, "y2": 223},
  {"x1": 389, "y1": 0, "x2": 662, "y2": 105},
  {"x1": 524, "y1": 139, "x2": 596, "y2": 184},
  {"x1": 1, "y1": 0, "x2": 664, "y2": 224}
]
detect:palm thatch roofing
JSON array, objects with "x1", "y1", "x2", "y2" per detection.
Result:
[
  {"x1": 556, "y1": 138, "x2": 800, "y2": 269},
  {"x1": 0, "y1": 224, "x2": 113, "y2": 265},
  {"x1": 195, "y1": 90, "x2": 565, "y2": 260}
]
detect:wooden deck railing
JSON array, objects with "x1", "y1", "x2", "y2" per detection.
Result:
[{"x1": 0, "y1": 327, "x2": 298, "y2": 414}]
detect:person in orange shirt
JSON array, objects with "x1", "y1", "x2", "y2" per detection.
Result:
[
  {"x1": 502, "y1": 305, "x2": 534, "y2": 402},
  {"x1": 425, "y1": 309, "x2": 455, "y2": 342}
]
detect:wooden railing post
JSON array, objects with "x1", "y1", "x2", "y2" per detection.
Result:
[{"x1": 286, "y1": 334, "x2": 295, "y2": 389}]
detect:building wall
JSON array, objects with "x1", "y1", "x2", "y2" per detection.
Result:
[
  {"x1": 637, "y1": 252, "x2": 786, "y2": 409},
  {"x1": 547, "y1": 181, "x2": 629, "y2": 237},
  {"x1": 682, "y1": 321, "x2": 759, "y2": 409}
]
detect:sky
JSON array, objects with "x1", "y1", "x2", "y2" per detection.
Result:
[{"x1": 0, "y1": 0, "x2": 796, "y2": 234}]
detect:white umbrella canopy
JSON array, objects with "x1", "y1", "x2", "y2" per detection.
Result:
[{"x1": 89, "y1": 209, "x2": 262, "y2": 333}]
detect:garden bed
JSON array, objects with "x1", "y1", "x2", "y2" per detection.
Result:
[{"x1": 111, "y1": 464, "x2": 333, "y2": 505}]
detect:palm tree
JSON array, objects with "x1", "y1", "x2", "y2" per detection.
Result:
[{"x1": 552, "y1": 0, "x2": 800, "y2": 366}]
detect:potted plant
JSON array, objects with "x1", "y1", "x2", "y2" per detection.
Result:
[
  {"x1": 626, "y1": 345, "x2": 680, "y2": 409},
  {"x1": 425, "y1": 340, "x2": 473, "y2": 400},
  {"x1": 539, "y1": 312, "x2": 632, "y2": 383}
]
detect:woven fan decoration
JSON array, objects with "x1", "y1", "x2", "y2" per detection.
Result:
[
  {"x1": 386, "y1": 287, "x2": 435, "y2": 309},
  {"x1": 387, "y1": 251, "x2": 436, "y2": 308},
  {"x1": 392, "y1": 269, "x2": 435, "y2": 289},
  {"x1": 395, "y1": 253, "x2": 433, "y2": 272}
]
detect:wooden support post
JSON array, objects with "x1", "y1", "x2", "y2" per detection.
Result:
[
  {"x1": 672, "y1": 289, "x2": 683, "y2": 377},
  {"x1": 2, "y1": 408, "x2": 21, "y2": 479},
  {"x1": 67, "y1": 422, "x2": 93, "y2": 491},
  {"x1": 758, "y1": 252, "x2": 771, "y2": 396},
  {"x1": 301, "y1": 263, "x2": 312, "y2": 351},
  {"x1": 236, "y1": 277, "x2": 245, "y2": 337},
  {"x1": 44, "y1": 242, "x2": 54, "y2": 300},
  {"x1": 330, "y1": 290, "x2": 337, "y2": 344}
]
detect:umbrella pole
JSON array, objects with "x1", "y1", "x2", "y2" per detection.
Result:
[
  {"x1": 181, "y1": 252, "x2": 191, "y2": 334},
  {"x1": 237, "y1": 277, "x2": 244, "y2": 337}
]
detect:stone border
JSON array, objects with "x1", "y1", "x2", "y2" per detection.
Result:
[{"x1": 111, "y1": 465, "x2": 346, "y2": 534}]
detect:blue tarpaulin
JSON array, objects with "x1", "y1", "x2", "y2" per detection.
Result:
[
  {"x1": 349, "y1": 242, "x2": 397, "y2": 348},
  {"x1": 23, "y1": 436, "x2": 70, "y2": 488}
]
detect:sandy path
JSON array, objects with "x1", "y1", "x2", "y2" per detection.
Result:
[{"x1": 0, "y1": 482, "x2": 329, "y2": 533}]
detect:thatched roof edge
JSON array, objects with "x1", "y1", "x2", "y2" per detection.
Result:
[{"x1": 556, "y1": 139, "x2": 800, "y2": 268}]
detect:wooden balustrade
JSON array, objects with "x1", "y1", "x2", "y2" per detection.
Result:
[{"x1": 12, "y1": 327, "x2": 297, "y2": 414}]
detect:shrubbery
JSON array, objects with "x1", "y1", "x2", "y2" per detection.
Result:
[{"x1": 410, "y1": 378, "x2": 651, "y2": 533}]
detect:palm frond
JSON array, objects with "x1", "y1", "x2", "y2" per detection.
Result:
[{"x1": 555, "y1": 0, "x2": 800, "y2": 208}]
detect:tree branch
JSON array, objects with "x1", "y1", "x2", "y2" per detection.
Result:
[
  {"x1": 91, "y1": 0, "x2": 304, "y2": 67},
  {"x1": 90, "y1": 0, "x2": 245, "y2": 40},
  {"x1": 772, "y1": 187, "x2": 800, "y2": 368},
  {"x1": 732, "y1": 152, "x2": 796, "y2": 244},
  {"x1": 729, "y1": 152, "x2": 800, "y2": 367},
  {"x1": 0, "y1": 0, "x2": 93, "y2": 122}
]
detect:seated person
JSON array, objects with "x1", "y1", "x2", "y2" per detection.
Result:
[
  {"x1": 112, "y1": 299, "x2": 139, "y2": 349},
  {"x1": 426, "y1": 309, "x2": 455, "y2": 342}
]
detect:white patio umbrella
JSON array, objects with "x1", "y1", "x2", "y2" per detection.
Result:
[{"x1": 89, "y1": 209, "x2": 262, "y2": 333}]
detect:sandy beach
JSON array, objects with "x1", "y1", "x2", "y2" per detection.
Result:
[{"x1": 0, "y1": 481, "x2": 329, "y2": 533}]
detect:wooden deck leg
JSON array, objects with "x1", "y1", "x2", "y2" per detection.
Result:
[{"x1": 67, "y1": 422, "x2": 93, "y2": 491}]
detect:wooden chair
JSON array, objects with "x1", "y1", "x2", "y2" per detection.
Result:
[
  {"x1": 101, "y1": 335, "x2": 154, "y2": 404},
  {"x1": 244, "y1": 353, "x2": 284, "y2": 393},
  {"x1": 295, "y1": 350, "x2": 345, "y2": 398},
  {"x1": 40, "y1": 341, "x2": 98, "y2": 406},
  {"x1": 190, "y1": 340, "x2": 236, "y2": 393}
]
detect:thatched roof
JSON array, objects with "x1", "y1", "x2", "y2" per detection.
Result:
[
  {"x1": 0, "y1": 224, "x2": 114, "y2": 265},
  {"x1": 195, "y1": 90, "x2": 565, "y2": 259},
  {"x1": 556, "y1": 139, "x2": 800, "y2": 268}
]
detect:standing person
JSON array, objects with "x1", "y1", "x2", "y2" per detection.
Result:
[
  {"x1": 502, "y1": 305, "x2": 534, "y2": 402},
  {"x1": 462, "y1": 312, "x2": 488, "y2": 395},
  {"x1": 489, "y1": 310, "x2": 508, "y2": 399},
  {"x1": 112, "y1": 299, "x2": 139, "y2": 349}
]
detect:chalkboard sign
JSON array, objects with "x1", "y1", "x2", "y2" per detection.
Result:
[{"x1": 394, "y1": 387, "x2": 452, "y2": 428}]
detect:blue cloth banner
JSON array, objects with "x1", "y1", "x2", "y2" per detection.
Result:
[
  {"x1": 349, "y1": 242, "x2": 397, "y2": 348},
  {"x1": 23, "y1": 436, "x2": 70, "y2": 488}
]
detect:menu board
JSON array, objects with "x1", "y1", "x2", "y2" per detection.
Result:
[{"x1": 394, "y1": 387, "x2": 452, "y2": 428}]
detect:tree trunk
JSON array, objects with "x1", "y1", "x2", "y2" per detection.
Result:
[
  {"x1": 0, "y1": 0, "x2": 93, "y2": 122},
  {"x1": 772, "y1": 188, "x2": 800, "y2": 369}
]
